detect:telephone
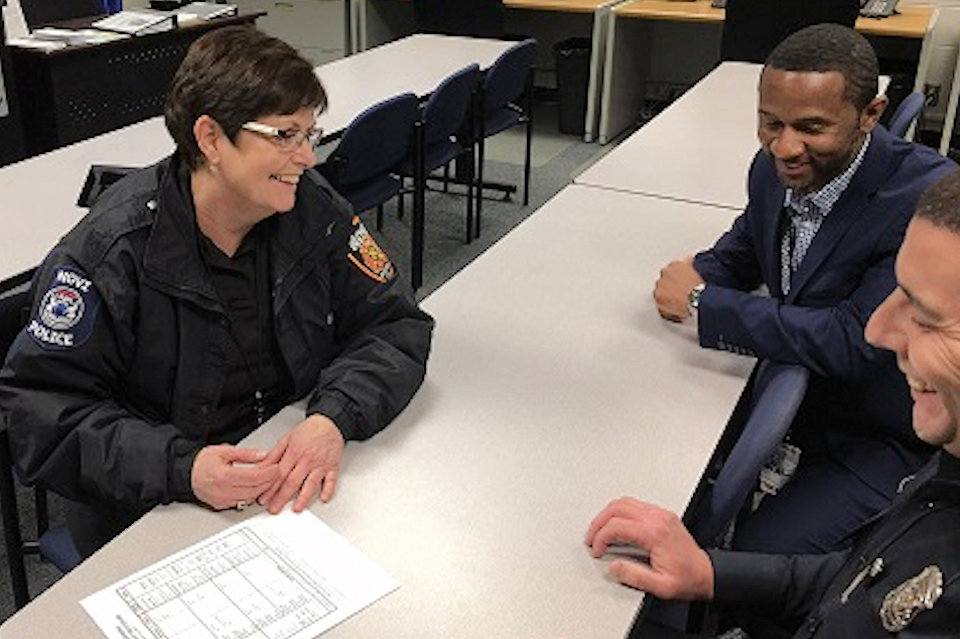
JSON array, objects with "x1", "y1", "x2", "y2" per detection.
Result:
[{"x1": 860, "y1": 0, "x2": 899, "y2": 19}]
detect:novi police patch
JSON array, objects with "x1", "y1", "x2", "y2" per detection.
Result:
[{"x1": 27, "y1": 266, "x2": 101, "y2": 350}]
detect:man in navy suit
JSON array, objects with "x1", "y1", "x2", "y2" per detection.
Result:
[{"x1": 653, "y1": 24, "x2": 956, "y2": 555}]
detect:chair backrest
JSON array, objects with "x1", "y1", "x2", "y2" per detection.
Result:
[
  {"x1": 482, "y1": 39, "x2": 537, "y2": 117},
  {"x1": 422, "y1": 64, "x2": 481, "y2": 148},
  {"x1": 688, "y1": 360, "x2": 810, "y2": 547},
  {"x1": 324, "y1": 92, "x2": 420, "y2": 187},
  {"x1": 412, "y1": 0, "x2": 505, "y2": 39},
  {"x1": 720, "y1": 0, "x2": 860, "y2": 63},
  {"x1": 887, "y1": 91, "x2": 925, "y2": 139},
  {"x1": 0, "y1": 283, "x2": 81, "y2": 610}
]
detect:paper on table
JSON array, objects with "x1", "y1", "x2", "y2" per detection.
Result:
[{"x1": 81, "y1": 509, "x2": 398, "y2": 639}]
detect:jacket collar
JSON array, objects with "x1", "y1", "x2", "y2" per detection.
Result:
[
  {"x1": 141, "y1": 155, "x2": 331, "y2": 309},
  {"x1": 761, "y1": 126, "x2": 898, "y2": 301}
]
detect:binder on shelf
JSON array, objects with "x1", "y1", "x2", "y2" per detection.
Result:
[
  {"x1": 176, "y1": 2, "x2": 238, "y2": 20},
  {"x1": 92, "y1": 10, "x2": 176, "y2": 36}
]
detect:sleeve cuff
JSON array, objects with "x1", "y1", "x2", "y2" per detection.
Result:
[
  {"x1": 708, "y1": 549, "x2": 788, "y2": 606},
  {"x1": 309, "y1": 390, "x2": 362, "y2": 440},
  {"x1": 169, "y1": 440, "x2": 202, "y2": 503}
]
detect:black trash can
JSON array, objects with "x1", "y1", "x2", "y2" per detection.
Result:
[{"x1": 554, "y1": 37, "x2": 591, "y2": 135}]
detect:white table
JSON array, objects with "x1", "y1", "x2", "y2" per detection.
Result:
[
  {"x1": 315, "y1": 33, "x2": 516, "y2": 135},
  {"x1": 0, "y1": 117, "x2": 174, "y2": 288},
  {"x1": 579, "y1": 61, "x2": 760, "y2": 211},
  {"x1": 0, "y1": 184, "x2": 752, "y2": 638}
]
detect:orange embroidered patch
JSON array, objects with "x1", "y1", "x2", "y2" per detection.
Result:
[{"x1": 347, "y1": 216, "x2": 396, "y2": 283}]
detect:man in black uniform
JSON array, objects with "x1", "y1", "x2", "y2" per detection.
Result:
[
  {"x1": 0, "y1": 27, "x2": 434, "y2": 558},
  {"x1": 587, "y1": 170, "x2": 960, "y2": 637}
]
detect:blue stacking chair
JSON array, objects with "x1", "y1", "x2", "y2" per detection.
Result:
[
  {"x1": 0, "y1": 284, "x2": 82, "y2": 610},
  {"x1": 887, "y1": 92, "x2": 925, "y2": 139},
  {"x1": 474, "y1": 39, "x2": 537, "y2": 239},
  {"x1": 635, "y1": 360, "x2": 810, "y2": 635},
  {"x1": 688, "y1": 360, "x2": 810, "y2": 547},
  {"x1": 399, "y1": 64, "x2": 481, "y2": 244},
  {"x1": 317, "y1": 93, "x2": 420, "y2": 221}
]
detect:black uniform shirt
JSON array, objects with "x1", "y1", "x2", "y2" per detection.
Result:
[{"x1": 199, "y1": 226, "x2": 292, "y2": 443}]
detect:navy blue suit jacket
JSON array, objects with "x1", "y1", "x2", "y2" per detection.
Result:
[{"x1": 693, "y1": 126, "x2": 955, "y2": 494}]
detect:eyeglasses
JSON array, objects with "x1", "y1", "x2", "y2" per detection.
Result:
[{"x1": 240, "y1": 121, "x2": 323, "y2": 151}]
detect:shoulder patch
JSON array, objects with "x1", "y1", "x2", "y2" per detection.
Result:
[
  {"x1": 346, "y1": 216, "x2": 396, "y2": 283},
  {"x1": 27, "y1": 266, "x2": 102, "y2": 350}
]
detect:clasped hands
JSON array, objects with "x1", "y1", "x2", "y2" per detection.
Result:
[
  {"x1": 585, "y1": 497, "x2": 714, "y2": 601},
  {"x1": 191, "y1": 413, "x2": 345, "y2": 514},
  {"x1": 653, "y1": 255, "x2": 705, "y2": 322}
]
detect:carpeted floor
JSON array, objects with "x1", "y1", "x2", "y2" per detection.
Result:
[{"x1": 0, "y1": 98, "x2": 619, "y2": 622}]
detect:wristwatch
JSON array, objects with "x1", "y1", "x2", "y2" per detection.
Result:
[{"x1": 688, "y1": 283, "x2": 706, "y2": 314}]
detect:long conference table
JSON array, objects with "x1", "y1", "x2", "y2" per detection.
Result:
[
  {"x1": 0, "y1": 184, "x2": 752, "y2": 638},
  {"x1": 577, "y1": 61, "x2": 894, "y2": 212},
  {"x1": 0, "y1": 34, "x2": 515, "y2": 292},
  {"x1": 577, "y1": 61, "x2": 758, "y2": 211}
]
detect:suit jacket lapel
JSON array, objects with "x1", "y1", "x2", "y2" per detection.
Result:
[
  {"x1": 784, "y1": 130, "x2": 894, "y2": 303},
  {"x1": 759, "y1": 159, "x2": 788, "y2": 297}
]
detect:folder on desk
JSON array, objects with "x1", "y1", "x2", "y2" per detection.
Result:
[
  {"x1": 176, "y1": 2, "x2": 238, "y2": 20},
  {"x1": 92, "y1": 10, "x2": 176, "y2": 36}
]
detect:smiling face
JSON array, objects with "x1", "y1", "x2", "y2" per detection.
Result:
[
  {"x1": 214, "y1": 107, "x2": 319, "y2": 223},
  {"x1": 757, "y1": 68, "x2": 884, "y2": 196},
  {"x1": 865, "y1": 217, "x2": 960, "y2": 457}
]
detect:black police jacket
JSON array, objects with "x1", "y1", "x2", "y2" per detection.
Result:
[
  {"x1": 710, "y1": 451, "x2": 960, "y2": 637},
  {"x1": 0, "y1": 155, "x2": 434, "y2": 509}
]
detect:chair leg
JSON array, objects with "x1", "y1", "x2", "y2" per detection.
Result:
[
  {"x1": 377, "y1": 204, "x2": 384, "y2": 230},
  {"x1": 1, "y1": 432, "x2": 31, "y2": 609},
  {"x1": 476, "y1": 136, "x2": 485, "y2": 239},
  {"x1": 443, "y1": 164, "x2": 450, "y2": 193},
  {"x1": 398, "y1": 183, "x2": 405, "y2": 221},
  {"x1": 463, "y1": 148, "x2": 475, "y2": 244},
  {"x1": 523, "y1": 118, "x2": 532, "y2": 207}
]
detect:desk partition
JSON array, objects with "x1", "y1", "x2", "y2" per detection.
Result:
[
  {"x1": 0, "y1": 184, "x2": 752, "y2": 638},
  {"x1": 598, "y1": 1, "x2": 937, "y2": 144}
]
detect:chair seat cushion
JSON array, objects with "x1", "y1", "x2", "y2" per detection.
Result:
[
  {"x1": 39, "y1": 525, "x2": 81, "y2": 573},
  {"x1": 338, "y1": 174, "x2": 403, "y2": 214},
  {"x1": 482, "y1": 106, "x2": 523, "y2": 138}
]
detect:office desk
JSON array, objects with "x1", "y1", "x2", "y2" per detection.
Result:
[
  {"x1": 0, "y1": 184, "x2": 752, "y2": 638},
  {"x1": 578, "y1": 61, "x2": 758, "y2": 210},
  {"x1": 0, "y1": 117, "x2": 173, "y2": 290},
  {"x1": 350, "y1": 0, "x2": 626, "y2": 142},
  {"x1": 598, "y1": 1, "x2": 937, "y2": 143},
  {"x1": 9, "y1": 13, "x2": 260, "y2": 157}
]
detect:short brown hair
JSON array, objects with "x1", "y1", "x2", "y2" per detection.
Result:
[{"x1": 164, "y1": 25, "x2": 326, "y2": 170}]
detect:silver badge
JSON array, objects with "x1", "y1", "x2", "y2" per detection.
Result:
[{"x1": 879, "y1": 565, "x2": 943, "y2": 632}]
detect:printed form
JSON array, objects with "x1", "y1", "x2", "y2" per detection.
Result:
[{"x1": 81, "y1": 510, "x2": 398, "y2": 639}]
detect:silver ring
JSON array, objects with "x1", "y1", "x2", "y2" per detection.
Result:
[{"x1": 235, "y1": 500, "x2": 249, "y2": 511}]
